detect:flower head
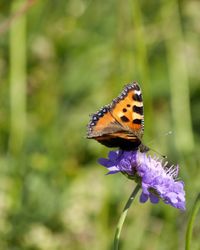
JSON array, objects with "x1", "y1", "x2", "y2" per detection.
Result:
[{"x1": 98, "y1": 150, "x2": 185, "y2": 210}]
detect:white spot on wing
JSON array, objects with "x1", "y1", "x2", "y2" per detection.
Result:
[
  {"x1": 133, "y1": 101, "x2": 143, "y2": 107},
  {"x1": 134, "y1": 90, "x2": 141, "y2": 95},
  {"x1": 132, "y1": 113, "x2": 143, "y2": 120}
]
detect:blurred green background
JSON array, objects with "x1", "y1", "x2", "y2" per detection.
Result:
[{"x1": 0, "y1": 0, "x2": 200, "y2": 249}]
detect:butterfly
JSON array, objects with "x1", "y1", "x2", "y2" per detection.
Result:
[{"x1": 87, "y1": 81, "x2": 149, "y2": 152}]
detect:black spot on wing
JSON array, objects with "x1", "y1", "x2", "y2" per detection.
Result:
[
  {"x1": 132, "y1": 94, "x2": 142, "y2": 102},
  {"x1": 133, "y1": 119, "x2": 142, "y2": 124},
  {"x1": 120, "y1": 116, "x2": 130, "y2": 122},
  {"x1": 122, "y1": 108, "x2": 127, "y2": 112},
  {"x1": 133, "y1": 83, "x2": 140, "y2": 91},
  {"x1": 132, "y1": 105, "x2": 143, "y2": 115},
  {"x1": 127, "y1": 104, "x2": 131, "y2": 107}
]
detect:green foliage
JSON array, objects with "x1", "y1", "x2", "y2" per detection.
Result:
[{"x1": 0, "y1": 0, "x2": 200, "y2": 249}]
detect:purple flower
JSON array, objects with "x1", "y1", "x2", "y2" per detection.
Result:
[{"x1": 98, "y1": 150, "x2": 185, "y2": 210}]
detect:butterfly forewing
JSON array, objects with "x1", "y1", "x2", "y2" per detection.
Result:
[{"x1": 110, "y1": 83, "x2": 144, "y2": 138}]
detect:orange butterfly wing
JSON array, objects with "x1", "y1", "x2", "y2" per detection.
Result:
[
  {"x1": 110, "y1": 83, "x2": 144, "y2": 136},
  {"x1": 87, "y1": 82, "x2": 144, "y2": 150}
]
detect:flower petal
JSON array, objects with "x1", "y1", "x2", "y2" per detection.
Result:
[
  {"x1": 140, "y1": 192, "x2": 148, "y2": 203},
  {"x1": 149, "y1": 194, "x2": 159, "y2": 204},
  {"x1": 98, "y1": 150, "x2": 186, "y2": 210}
]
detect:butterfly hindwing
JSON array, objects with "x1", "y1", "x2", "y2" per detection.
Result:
[
  {"x1": 87, "y1": 82, "x2": 144, "y2": 150},
  {"x1": 87, "y1": 106, "x2": 122, "y2": 137}
]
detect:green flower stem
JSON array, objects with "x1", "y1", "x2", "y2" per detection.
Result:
[
  {"x1": 113, "y1": 184, "x2": 141, "y2": 250},
  {"x1": 185, "y1": 193, "x2": 200, "y2": 250}
]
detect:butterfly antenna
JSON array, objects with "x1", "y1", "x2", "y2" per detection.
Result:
[
  {"x1": 147, "y1": 130, "x2": 173, "y2": 146},
  {"x1": 149, "y1": 147, "x2": 167, "y2": 159}
]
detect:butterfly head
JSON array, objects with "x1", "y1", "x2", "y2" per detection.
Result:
[{"x1": 138, "y1": 143, "x2": 149, "y2": 153}]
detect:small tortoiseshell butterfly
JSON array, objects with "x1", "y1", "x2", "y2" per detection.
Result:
[{"x1": 87, "y1": 81, "x2": 149, "y2": 152}]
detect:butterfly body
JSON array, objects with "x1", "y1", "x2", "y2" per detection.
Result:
[{"x1": 87, "y1": 82, "x2": 148, "y2": 151}]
